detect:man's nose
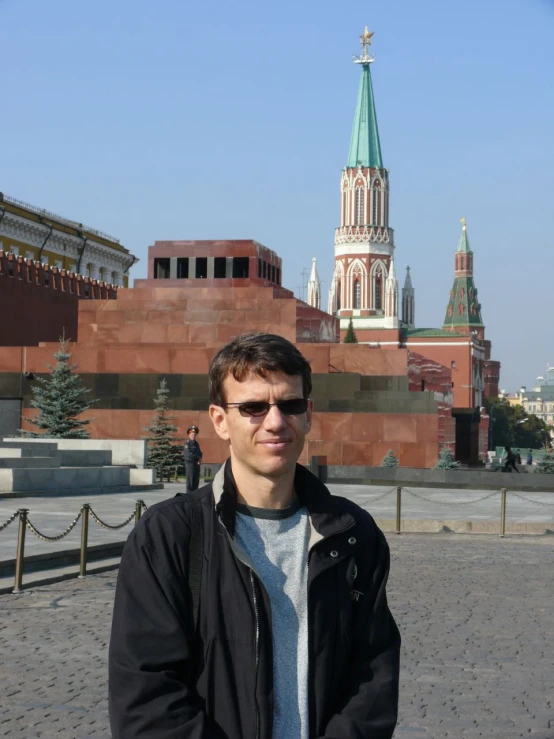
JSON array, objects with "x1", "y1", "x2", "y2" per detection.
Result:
[{"x1": 262, "y1": 404, "x2": 288, "y2": 430}]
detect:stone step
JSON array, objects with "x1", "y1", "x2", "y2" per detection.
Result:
[
  {"x1": 0, "y1": 441, "x2": 59, "y2": 454},
  {"x1": 0, "y1": 457, "x2": 61, "y2": 469},
  {"x1": 0, "y1": 466, "x2": 156, "y2": 493}
]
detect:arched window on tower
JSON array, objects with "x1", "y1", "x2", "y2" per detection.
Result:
[
  {"x1": 372, "y1": 183, "x2": 381, "y2": 226},
  {"x1": 372, "y1": 182, "x2": 381, "y2": 226},
  {"x1": 336, "y1": 279, "x2": 341, "y2": 311},
  {"x1": 355, "y1": 188, "x2": 363, "y2": 225},
  {"x1": 375, "y1": 274, "x2": 382, "y2": 310},
  {"x1": 353, "y1": 279, "x2": 361, "y2": 309},
  {"x1": 371, "y1": 263, "x2": 384, "y2": 311}
]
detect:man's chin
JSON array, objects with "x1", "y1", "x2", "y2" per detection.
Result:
[{"x1": 257, "y1": 454, "x2": 298, "y2": 478}]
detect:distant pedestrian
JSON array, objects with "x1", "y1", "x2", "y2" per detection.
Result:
[
  {"x1": 503, "y1": 446, "x2": 519, "y2": 473},
  {"x1": 527, "y1": 450, "x2": 533, "y2": 466},
  {"x1": 516, "y1": 449, "x2": 522, "y2": 465},
  {"x1": 183, "y1": 425, "x2": 202, "y2": 492}
]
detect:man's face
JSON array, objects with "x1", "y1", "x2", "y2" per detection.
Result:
[
  {"x1": 209, "y1": 370, "x2": 312, "y2": 480},
  {"x1": 189, "y1": 431, "x2": 197, "y2": 441}
]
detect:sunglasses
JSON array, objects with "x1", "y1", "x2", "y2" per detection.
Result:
[{"x1": 222, "y1": 398, "x2": 310, "y2": 418}]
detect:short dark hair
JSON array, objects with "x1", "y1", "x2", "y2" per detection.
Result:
[{"x1": 209, "y1": 332, "x2": 312, "y2": 406}]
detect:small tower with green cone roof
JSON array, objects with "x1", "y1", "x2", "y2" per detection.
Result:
[{"x1": 443, "y1": 219, "x2": 485, "y2": 340}]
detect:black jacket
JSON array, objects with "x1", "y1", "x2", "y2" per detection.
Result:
[
  {"x1": 109, "y1": 463, "x2": 401, "y2": 739},
  {"x1": 184, "y1": 439, "x2": 203, "y2": 463}
]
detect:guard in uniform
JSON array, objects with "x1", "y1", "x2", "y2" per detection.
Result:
[{"x1": 184, "y1": 425, "x2": 202, "y2": 493}]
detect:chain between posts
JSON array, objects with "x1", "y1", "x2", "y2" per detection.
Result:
[
  {"x1": 509, "y1": 492, "x2": 554, "y2": 507},
  {"x1": 25, "y1": 510, "x2": 83, "y2": 542},
  {"x1": 402, "y1": 489, "x2": 501, "y2": 505},
  {"x1": 88, "y1": 507, "x2": 136, "y2": 530},
  {"x1": 0, "y1": 511, "x2": 19, "y2": 532},
  {"x1": 361, "y1": 488, "x2": 397, "y2": 505},
  {"x1": 9, "y1": 500, "x2": 146, "y2": 594}
]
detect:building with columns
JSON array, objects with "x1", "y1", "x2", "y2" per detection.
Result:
[{"x1": 0, "y1": 192, "x2": 137, "y2": 286}]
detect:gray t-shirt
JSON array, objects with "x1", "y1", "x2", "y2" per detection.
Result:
[{"x1": 235, "y1": 500, "x2": 310, "y2": 739}]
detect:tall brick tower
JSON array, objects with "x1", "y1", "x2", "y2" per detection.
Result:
[{"x1": 328, "y1": 27, "x2": 398, "y2": 333}]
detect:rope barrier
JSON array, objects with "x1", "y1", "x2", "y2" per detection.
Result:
[{"x1": 0, "y1": 511, "x2": 18, "y2": 532}]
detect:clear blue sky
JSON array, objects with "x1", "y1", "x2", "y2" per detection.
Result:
[{"x1": 2, "y1": 0, "x2": 553, "y2": 391}]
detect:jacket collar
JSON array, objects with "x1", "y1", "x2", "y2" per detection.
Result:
[{"x1": 212, "y1": 459, "x2": 356, "y2": 540}]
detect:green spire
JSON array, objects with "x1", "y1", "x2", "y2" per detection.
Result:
[
  {"x1": 347, "y1": 30, "x2": 383, "y2": 169},
  {"x1": 443, "y1": 221, "x2": 483, "y2": 329},
  {"x1": 457, "y1": 218, "x2": 472, "y2": 253}
]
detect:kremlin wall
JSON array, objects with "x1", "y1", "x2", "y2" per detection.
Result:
[{"x1": 0, "y1": 28, "x2": 500, "y2": 467}]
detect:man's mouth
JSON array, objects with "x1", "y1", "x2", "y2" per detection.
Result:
[{"x1": 260, "y1": 439, "x2": 291, "y2": 449}]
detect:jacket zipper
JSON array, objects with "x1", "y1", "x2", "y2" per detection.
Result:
[
  {"x1": 217, "y1": 510, "x2": 263, "y2": 739},
  {"x1": 249, "y1": 570, "x2": 261, "y2": 739},
  {"x1": 307, "y1": 532, "x2": 355, "y2": 739}
]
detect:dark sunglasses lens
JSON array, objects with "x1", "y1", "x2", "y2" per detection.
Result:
[
  {"x1": 278, "y1": 399, "x2": 309, "y2": 415},
  {"x1": 237, "y1": 399, "x2": 308, "y2": 417},
  {"x1": 238, "y1": 402, "x2": 270, "y2": 417}
]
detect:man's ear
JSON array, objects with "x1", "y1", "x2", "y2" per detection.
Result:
[{"x1": 209, "y1": 404, "x2": 230, "y2": 441}]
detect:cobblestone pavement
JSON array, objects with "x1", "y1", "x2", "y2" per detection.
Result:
[{"x1": 0, "y1": 534, "x2": 553, "y2": 738}]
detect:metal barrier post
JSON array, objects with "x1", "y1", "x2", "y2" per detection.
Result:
[
  {"x1": 135, "y1": 500, "x2": 144, "y2": 525},
  {"x1": 500, "y1": 488, "x2": 507, "y2": 538},
  {"x1": 12, "y1": 509, "x2": 28, "y2": 594},
  {"x1": 78, "y1": 504, "x2": 90, "y2": 579},
  {"x1": 396, "y1": 487, "x2": 402, "y2": 535}
]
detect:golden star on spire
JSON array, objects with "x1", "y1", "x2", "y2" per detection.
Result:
[
  {"x1": 461, "y1": 217, "x2": 467, "y2": 230},
  {"x1": 361, "y1": 26, "x2": 375, "y2": 45}
]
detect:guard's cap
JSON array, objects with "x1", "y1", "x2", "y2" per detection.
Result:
[{"x1": 187, "y1": 425, "x2": 199, "y2": 434}]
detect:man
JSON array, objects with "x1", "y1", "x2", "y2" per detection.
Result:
[
  {"x1": 503, "y1": 446, "x2": 519, "y2": 472},
  {"x1": 527, "y1": 449, "x2": 533, "y2": 466},
  {"x1": 184, "y1": 424, "x2": 202, "y2": 492},
  {"x1": 109, "y1": 332, "x2": 400, "y2": 739}
]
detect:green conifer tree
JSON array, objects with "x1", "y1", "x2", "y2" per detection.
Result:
[
  {"x1": 381, "y1": 449, "x2": 400, "y2": 468},
  {"x1": 344, "y1": 317, "x2": 358, "y2": 344},
  {"x1": 535, "y1": 451, "x2": 554, "y2": 474},
  {"x1": 22, "y1": 335, "x2": 95, "y2": 438},
  {"x1": 143, "y1": 378, "x2": 183, "y2": 481},
  {"x1": 435, "y1": 447, "x2": 460, "y2": 469}
]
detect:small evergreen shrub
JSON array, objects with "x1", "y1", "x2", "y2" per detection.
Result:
[
  {"x1": 535, "y1": 452, "x2": 554, "y2": 474},
  {"x1": 21, "y1": 335, "x2": 95, "y2": 438},
  {"x1": 435, "y1": 448, "x2": 459, "y2": 469},
  {"x1": 344, "y1": 317, "x2": 358, "y2": 343},
  {"x1": 143, "y1": 378, "x2": 183, "y2": 481},
  {"x1": 381, "y1": 449, "x2": 400, "y2": 468}
]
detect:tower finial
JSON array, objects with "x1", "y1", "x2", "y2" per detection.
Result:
[
  {"x1": 461, "y1": 217, "x2": 467, "y2": 231},
  {"x1": 354, "y1": 26, "x2": 375, "y2": 65}
]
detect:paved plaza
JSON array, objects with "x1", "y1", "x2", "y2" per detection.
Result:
[
  {"x1": 0, "y1": 484, "x2": 553, "y2": 737},
  {"x1": 0, "y1": 530, "x2": 553, "y2": 737}
]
